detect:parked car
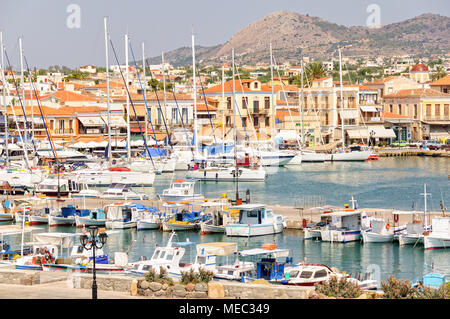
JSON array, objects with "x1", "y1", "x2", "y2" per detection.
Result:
[
  {"x1": 425, "y1": 140, "x2": 444, "y2": 150},
  {"x1": 443, "y1": 140, "x2": 450, "y2": 151},
  {"x1": 391, "y1": 140, "x2": 409, "y2": 147}
]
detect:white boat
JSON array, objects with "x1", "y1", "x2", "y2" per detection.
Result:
[
  {"x1": 186, "y1": 165, "x2": 266, "y2": 182},
  {"x1": 48, "y1": 205, "x2": 91, "y2": 227},
  {"x1": 424, "y1": 217, "x2": 450, "y2": 250},
  {"x1": 71, "y1": 188, "x2": 101, "y2": 199},
  {"x1": 74, "y1": 209, "x2": 107, "y2": 228},
  {"x1": 319, "y1": 210, "x2": 366, "y2": 243},
  {"x1": 281, "y1": 263, "x2": 346, "y2": 286},
  {"x1": 136, "y1": 208, "x2": 162, "y2": 230},
  {"x1": 324, "y1": 150, "x2": 372, "y2": 161},
  {"x1": 225, "y1": 204, "x2": 285, "y2": 237},
  {"x1": 101, "y1": 182, "x2": 148, "y2": 200},
  {"x1": 28, "y1": 208, "x2": 52, "y2": 226},
  {"x1": 125, "y1": 231, "x2": 217, "y2": 278},
  {"x1": 158, "y1": 179, "x2": 204, "y2": 202},
  {"x1": 74, "y1": 168, "x2": 155, "y2": 187},
  {"x1": 300, "y1": 150, "x2": 326, "y2": 163},
  {"x1": 104, "y1": 203, "x2": 138, "y2": 229},
  {"x1": 361, "y1": 219, "x2": 395, "y2": 243},
  {"x1": 199, "y1": 202, "x2": 235, "y2": 234},
  {"x1": 35, "y1": 176, "x2": 84, "y2": 197}
]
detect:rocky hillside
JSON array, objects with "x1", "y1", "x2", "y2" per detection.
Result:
[{"x1": 149, "y1": 11, "x2": 450, "y2": 66}]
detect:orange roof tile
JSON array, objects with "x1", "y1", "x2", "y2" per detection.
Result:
[
  {"x1": 430, "y1": 75, "x2": 450, "y2": 86},
  {"x1": 410, "y1": 64, "x2": 429, "y2": 73},
  {"x1": 43, "y1": 90, "x2": 99, "y2": 103},
  {"x1": 203, "y1": 80, "x2": 273, "y2": 94},
  {"x1": 383, "y1": 88, "x2": 450, "y2": 99}
]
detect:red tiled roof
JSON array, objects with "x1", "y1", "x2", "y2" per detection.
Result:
[
  {"x1": 383, "y1": 88, "x2": 450, "y2": 99},
  {"x1": 42, "y1": 90, "x2": 98, "y2": 103},
  {"x1": 410, "y1": 64, "x2": 429, "y2": 73},
  {"x1": 203, "y1": 80, "x2": 273, "y2": 94}
]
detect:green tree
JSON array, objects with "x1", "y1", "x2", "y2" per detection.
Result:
[
  {"x1": 431, "y1": 65, "x2": 447, "y2": 82},
  {"x1": 304, "y1": 62, "x2": 326, "y2": 86}
]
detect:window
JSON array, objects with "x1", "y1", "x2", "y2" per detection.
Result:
[
  {"x1": 253, "y1": 99, "x2": 259, "y2": 112},
  {"x1": 444, "y1": 104, "x2": 449, "y2": 116},
  {"x1": 253, "y1": 116, "x2": 259, "y2": 126},
  {"x1": 247, "y1": 210, "x2": 258, "y2": 218},
  {"x1": 143, "y1": 265, "x2": 150, "y2": 271},
  {"x1": 172, "y1": 108, "x2": 178, "y2": 123},
  {"x1": 50, "y1": 120, "x2": 54, "y2": 130},
  {"x1": 265, "y1": 117, "x2": 270, "y2": 127},
  {"x1": 166, "y1": 254, "x2": 173, "y2": 261},
  {"x1": 435, "y1": 104, "x2": 440, "y2": 116},
  {"x1": 227, "y1": 97, "x2": 231, "y2": 109},
  {"x1": 264, "y1": 97, "x2": 270, "y2": 109},
  {"x1": 289, "y1": 270, "x2": 299, "y2": 278},
  {"x1": 304, "y1": 96, "x2": 308, "y2": 108},
  {"x1": 181, "y1": 108, "x2": 188, "y2": 123},
  {"x1": 414, "y1": 104, "x2": 418, "y2": 118},
  {"x1": 197, "y1": 256, "x2": 206, "y2": 264},
  {"x1": 228, "y1": 270, "x2": 234, "y2": 275},
  {"x1": 242, "y1": 97, "x2": 248, "y2": 109},
  {"x1": 254, "y1": 82, "x2": 258, "y2": 89},
  {"x1": 426, "y1": 104, "x2": 431, "y2": 116},
  {"x1": 398, "y1": 104, "x2": 402, "y2": 115},
  {"x1": 325, "y1": 96, "x2": 329, "y2": 108},
  {"x1": 300, "y1": 271, "x2": 313, "y2": 279},
  {"x1": 314, "y1": 270, "x2": 328, "y2": 278},
  {"x1": 389, "y1": 105, "x2": 393, "y2": 113},
  {"x1": 314, "y1": 96, "x2": 318, "y2": 108}
]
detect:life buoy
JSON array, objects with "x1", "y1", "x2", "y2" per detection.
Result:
[
  {"x1": 394, "y1": 214, "x2": 399, "y2": 223},
  {"x1": 386, "y1": 223, "x2": 390, "y2": 230},
  {"x1": 302, "y1": 219, "x2": 307, "y2": 229}
]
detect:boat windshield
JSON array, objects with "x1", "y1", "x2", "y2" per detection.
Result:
[{"x1": 300, "y1": 271, "x2": 313, "y2": 279}]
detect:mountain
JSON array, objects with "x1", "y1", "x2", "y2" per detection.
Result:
[{"x1": 149, "y1": 11, "x2": 450, "y2": 66}]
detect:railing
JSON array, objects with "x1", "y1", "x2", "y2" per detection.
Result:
[
  {"x1": 54, "y1": 129, "x2": 74, "y2": 135},
  {"x1": 423, "y1": 115, "x2": 450, "y2": 121}
]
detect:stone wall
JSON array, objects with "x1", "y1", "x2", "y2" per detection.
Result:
[{"x1": 0, "y1": 269, "x2": 40, "y2": 286}]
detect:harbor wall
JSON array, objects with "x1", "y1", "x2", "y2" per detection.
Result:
[{"x1": 71, "y1": 273, "x2": 313, "y2": 299}]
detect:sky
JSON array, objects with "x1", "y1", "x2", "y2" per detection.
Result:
[{"x1": 0, "y1": 0, "x2": 449, "y2": 69}]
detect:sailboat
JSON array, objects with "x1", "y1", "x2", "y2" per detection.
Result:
[{"x1": 324, "y1": 49, "x2": 371, "y2": 162}]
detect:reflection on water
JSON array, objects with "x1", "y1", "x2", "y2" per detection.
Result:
[{"x1": 134, "y1": 157, "x2": 449, "y2": 211}]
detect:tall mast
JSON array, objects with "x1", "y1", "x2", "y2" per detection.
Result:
[
  {"x1": 142, "y1": 42, "x2": 147, "y2": 141},
  {"x1": 232, "y1": 48, "x2": 239, "y2": 202},
  {"x1": 270, "y1": 43, "x2": 275, "y2": 148},
  {"x1": 104, "y1": 17, "x2": 112, "y2": 166},
  {"x1": 222, "y1": 65, "x2": 225, "y2": 154},
  {"x1": 125, "y1": 33, "x2": 131, "y2": 162},
  {"x1": 421, "y1": 184, "x2": 431, "y2": 227},
  {"x1": 0, "y1": 31, "x2": 8, "y2": 167},
  {"x1": 338, "y1": 48, "x2": 345, "y2": 149},
  {"x1": 19, "y1": 37, "x2": 28, "y2": 142},
  {"x1": 300, "y1": 60, "x2": 305, "y2": 147},
  {"x1": 191, "y1": 29, "x2": 198, "y2": 153},
  {"x1": 162, "y1": 50, "x2": 168, "y2": 146}
]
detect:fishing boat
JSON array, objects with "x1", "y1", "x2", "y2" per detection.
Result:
[
  {"x1": 35, "y1": 176, "x2": 84, "y2": 197},
  {"x1": 423, "y1": 217, "x2": 450, "y2": 250},
  {"x1": 361, "y1": 219, "x2": 395, "y2": 243},
  {"x1": 48, "y1": 205, "x2": 91, "y2": 227},
  {"x1": 100, "y1": 182, "x2": 148, "y2": 200},
  {"x1": 225, "y1": 204, "x2": 285, "y2": 237},
  {"x1": 28, "y1": 208, "x2": 52, "y2": 225},
  {"x1": 75, "y1": 209, "x2": 107, "y2": 228},
  {"x1": 104, "y1": 202, "x2": 139, "y2": 229},
  {"x1": 158, "y1": 179, "x2": 204, "y2": 202},
  {"x1": 161, "y1": 203, "x2": 204, "y2": 232},
  {"x1": 135, "y1": 204, "x2": 163, "y2": 230},
  {"x1": 319, "y1": 210, "x2": 366, "y2": 243},
  {"x1": 199, "y1": 202, "x2": 235, "y2": 234}
]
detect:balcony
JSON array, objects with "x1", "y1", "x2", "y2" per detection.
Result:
[
  {"x1": 53, "y1": 129, "x2": 74, "y2": 135},
  {"x1": 423, "y1": 115, "x2": 450, "y2": 122},
  {"x1": 250, "y1": 108, "x2": 269, "y2": 115}
]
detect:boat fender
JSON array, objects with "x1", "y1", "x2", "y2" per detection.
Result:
[
  {"x1": 386, "y1": 223, "x2": 390, "y2": 230},
  {"x1": 394, "y1": 214, "x2": 399, "y2": 223},
  {"x1": 302, "y1": 219, "x2": 307, "y2": 229}
]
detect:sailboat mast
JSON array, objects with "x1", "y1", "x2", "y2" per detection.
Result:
[
  {"x1": 0, "y1": 31, "x2": 8, "y2": 167},
  {"x1": 232, "y1": 48, "x2": 239, "y2": 202},
  {"x1": 338, "y1": 48, "x2": 345, "y2": 148},
  {"x1": 104, "y1": 17, "x2": 112, "y2": 166},
  {"x1": 300, "y1": 60, "x2": 305, "y2": 147},
  {"x1": 19, "y1": 37, "x2": 28, "y2": 142},
  {"x1": 162, "y1": 50, "x2": 169, "y2": 146},
  {"x1": 421, "y1": 184, "x2": 431, "y2": 227},
  {"x1": 142, "y1": 42, "x2": 147, "y2": 141},
  {"x1": 125, "y1": 33, "x2": 131, "y2": 162},
  {"x1": 270, "y1": 43, "x2": 275, "y2": 148},
  {"x1": 222, "y1": 65, "x2": 225, "y2": 154},
  {"x1": 191, "y1": 30, "x2": 198, "y2": 153}
]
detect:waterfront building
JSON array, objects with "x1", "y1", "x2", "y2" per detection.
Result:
[{"x1": 430, "y1": 75, "x2": 450, "y2": 94}]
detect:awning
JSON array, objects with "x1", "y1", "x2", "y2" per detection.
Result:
[
  {"x1": 196, "y1": 242, "x2": 237, "y2": 256},
  {"x1": 368, "y1": 125, "x2": 396, "y2": 138},
  {"x1": 78, "y1": 116, "x2": 105, "y2": 127},
  {"x1": 347, "y1": 128, "x2": 369, "y2": 139},
  {"x1": 360, "y1": 106, "x2": 378, "y2": 112},
  {"x1": 339, "y1": 109, "x2": 358, "y2": 119},
  {"x1": 101, "y1": 115, "x2": 127, "y2": 128}
]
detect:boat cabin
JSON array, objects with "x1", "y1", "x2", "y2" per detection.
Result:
[
  {"x1": 320, "y1": 211, "x2": 362, "y2": 231},
  {"x1": 231, "y1": 204, "x2": 275, "y2": 225},
  {"x1": 105, "y1": 203, "x2": 136, "y2": 222},
  {"x1": 61, "y1": 205, "x2": 91, "y2": 218},
  {"x1": 239, "y1": 247, "x2": 291, "y2": 282}
]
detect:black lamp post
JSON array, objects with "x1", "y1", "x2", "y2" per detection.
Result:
[
  {"x1": 369, "y1": 130, "x2": 375, "y2": 148},
  {"x1": 80, "y1": 226, "x2": 108, "y2": 299}
]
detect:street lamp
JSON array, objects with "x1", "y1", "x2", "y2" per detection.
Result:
[
  {"x1": 369, "y1": 130, "x2": 375, "y2": 148},
  {"x1": 80, "y1": 226, "x2": 108, "y2": 299}
]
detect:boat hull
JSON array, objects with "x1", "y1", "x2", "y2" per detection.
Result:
[
  {"x1": 105, "y1": 221, "x2": 137, "y2": 229},
  {"x1": 225, "y1": 222, "x2": 283, "y2": 237},
  {"x1": 48, "y1": 216, "x2": 75, "y2": 227},
  {"x1": 137, "y1": 220, "x2": 161, "y2": 230},
  {"x1": 28, "y1": 215, "x2": 49, "y2": 225},
  {"x1": 424, "y1": 236, "x2": 450, "y2": 250},
  {"x1": 162, "y1": 222, "x2": 199, "y2": 231},
  {"x1": 398, "y1": 234, "x2": 423, "y2": 246},
  {"x1": 325, "y1": 151, "x2": 372, "y2": 161},
  {"x1": 200, "y1": 223, "x2": 225, "y2": 234},
  {"x1": 362, "y1": 230, "x2": 394, "y2": 243},
  {"x1": 320, "y1": 229, "x2": 361, "y2": 243},
  {"x1": 186, "y1": 168, "x2": 266, "y2": 182},
  {"x1": 75, "y1": 216, "x2": 106, "y2": 228},
  {"x1": 303, "y1": 228, "x2": 322, "y2": 240}
]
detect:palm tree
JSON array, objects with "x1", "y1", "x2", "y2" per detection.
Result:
[{"x1": 431, "y1": 66, "x2": 447, "y2": 82}]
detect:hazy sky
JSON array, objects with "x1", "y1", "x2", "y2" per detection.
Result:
[{"x1": 1, "y1": 0, "x2": 449, "y2": 69}]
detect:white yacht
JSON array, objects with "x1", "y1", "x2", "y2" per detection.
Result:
[
  {"x1": 74, "y1": 168, "x2": 156, "y2": 187},
  {"x1": 158, "y1": 179, "x2": 204, "y2": 202},
  {"x1": 186, "y1": 164, "x2": 266, "y2": 182},
  {"x1": 225, "y1": 204, "x2": 285, "y2": 237},
  {"x1": 423, "y1": 217, "x2": 450, "y2": 250},
  {"x1": 101, "y1": 182, "x2": 148, "y2": 200}
]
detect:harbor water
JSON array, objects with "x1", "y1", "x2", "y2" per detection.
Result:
[{"x1": 3, "y1": 157, "x2": 450, "y2": 283}]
